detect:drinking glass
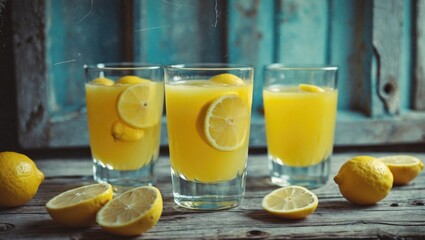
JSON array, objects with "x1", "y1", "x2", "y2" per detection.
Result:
[
  {"x1": 84, "y1": 63, "x2": 164, "y2": 191},
  {"x1": 263, "y1": 64, "x2": 338, "y2": 188},
  {"x1": 164, "y1": 64, "x2": 254, "y2": 210}
]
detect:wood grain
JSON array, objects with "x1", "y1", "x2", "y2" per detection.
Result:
[{"x1": 1, "y1": 153, "x2": 424, "y2": 239}]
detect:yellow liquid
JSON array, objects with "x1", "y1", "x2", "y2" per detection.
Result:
[
  {"x1": 263, "y1": 85, "x2": 338, "y2": 167},
  {"x1": 165, "y1": 80, "x2": 253, "y2": 182},
  {"x1": 85, "y1": 83, "x2": 164, "y2": 170}
]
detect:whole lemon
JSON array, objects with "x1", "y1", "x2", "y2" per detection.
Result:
[
  {"x1": 334, "y1": 156, "x2": 393, "y2": 205},
  {"x1": 0, "y1": 151, "x2": 44, "y2": 207}
]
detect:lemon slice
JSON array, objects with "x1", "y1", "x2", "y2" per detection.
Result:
[
  {"x1": 379, "y1": 155, "x2": 424, "y2": 185},
  {"x1": 46, "y1": 183, "x2": 113, "y2": 227},
  {"x1": 111, "y1": 120, "x2": 144, "y2": 142},
  {"x1": 117, "y1": 83, "x2": 157, "y2": 128},
  {"x1": 210, "y1": 73, "x2": 244, "y2": 85},
  {"x1": 262, "y1": 186, "x2": 318, "y2": 219},
  {"x1": 204, "y1": 94, "x2": 249, "y2": 151},
  {"x1": 90, "y1": 77, "x2": 114, "y2": 86},
  {"x1": 116, "y1": 75, "x2": 151, "y2": 85},
  {"x1": 299, "y1": 84, "x2": 325, "y2": 93},
  {"x1": 96, "y1": 186, "x2": 163, "y2": 236}
]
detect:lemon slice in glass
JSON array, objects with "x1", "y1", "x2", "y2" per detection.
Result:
[
  {"x1": 111, "y1": 120, "x2": 144, "y2": 142},
  {"x1": 262, "y1": 186, "x2": 318, "y2": 219},
  {"x1": 96, "y1": 186, "x2": 163, "y2": 236},
  {"x1": 299, "y1": 83, "x2": 325, "y2": 93},
  {"x1": 204, "y1": 94, "x2": 249, "y2": 151},
  {"x1": 117, "y1": 83, "x2": 156, "y2": 128},
  {"x1": 210, "y1": 73, "x2": 244, "y2": 85},
  {"x1": 379, "y1": 155, "x2": 424, "y2": 185},
  {"x1": 46, "y1": 183, "x2": 113, "y2": 227},
  {"x1": 116, "y1": 75, "x2": 151, "y2": 85},
  {"x1": 90, "y1": 77, "x2": 114, "y2": 86}
]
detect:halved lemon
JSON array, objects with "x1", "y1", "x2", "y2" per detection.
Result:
[
  {"x1": 45, "y1": 183, "x2": 113, "y2": 227},
  {"x1": 210, "y1": 73, "x2": 244, "y2": 85},
  {"x1": 379, "y1": 155, "x2": 424, "y2": 185},
  {"x1": 262, "y1": 186, "x2": 319, "y2": 219},
  {"x1": 204, "y1": 94, "x2": 250, "y2": 151},
  {"x1": 111, "y1": 120, "x2": 144, "y2": 142},
  {"x1": 117, "y1": 83, "x2": 157, "y2": 128},
  {"x1": 96, "y1": 186, "x2": 163, "y2": 236},
  {"x1": 116, "y1": 75, "x2": 151, "y2": 85},
  {"x1": 90, "y1": 77, "x2": 114, "y2": 86},
  {"x1": 299, "y1": 84, "x2": 325, "y2": 93}
]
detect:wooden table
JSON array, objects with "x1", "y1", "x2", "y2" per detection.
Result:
[{"x1": 1, "y1": 152, "x2": 424, "y2": 239}]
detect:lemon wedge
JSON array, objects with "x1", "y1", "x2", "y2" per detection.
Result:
[
  {"x1": 46, "y1": 183, "x2": 113, "y2": 227},
  {"x1": 204, "y1": 94, "x2": 250, "y2": 151},
  {"x1": 262, "y1": 186, "x2": 318, "y2": 219},
  {"x1": 116, "y1": 75, "x2": 151, "y2": 85},
  {"x1": 111, "y1": 120, "x2": 144, "y2": 142},
  {"x1": 90, "y1": 77, "x2": 114, "y2": 86},
  {"x1": 379, "y1": 155, "x2": 424, "y2": 185},
  {"x1": 96, "y1": 186, "x2": 163, "y2": 236},
  {"x1": 210, "y1": 73, "x2": 244, "y2": 85},
  {"x1": 299, "y1": 84, "x2": 325, "y2": 93},
  {"x1": 117, "y1": 83, "x2": 157, "y2": 128}
]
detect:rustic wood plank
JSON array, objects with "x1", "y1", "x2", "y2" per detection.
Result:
[
  {"x1": 135, "y1": 0, "x2": 224, "y2": 63},
  {"x1": 227, "y1": 0, "x2": 274, "y2": 115},
  {"x1": 371, "y1": 0, "x2": 403, "y2": 116},
  {"x1": 275, "y1": 0, "x2": 328, "y2": 64},
  {"x1": 413, "y1": 0, "x2": 425, "y2": 110},
  {"x1": 330, "y1": 0, "x2": 374, "y2": 115},
  {"x1": 1, "y1": 153, "x2": 424, "y2": 239},
  {"x1": 11, "y1": 0, "x2": 50, "y2": 148}
]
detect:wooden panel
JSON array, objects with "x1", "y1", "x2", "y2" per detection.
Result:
[
  {"x1": 7, "y1": 0, "x2": 425, "y2": 150},
  {"x1": 413, "y1": 0, "x2": 425, "y2": 110},
  {"x1": 371, "y1": 0, "x2": 403, "y2": 116},
  {"x1": 47, "y1": 0, "x2": 123, "y2": 113},
  {"x1": 0, "y1": 0, "x2": 20, "y2": 149},
  {"x1": 227, "y1": 0, "x2": 274, "y2": 115},
  {"x1": 275, "y1": 0, "x2": 328, "y2": 64},
  {"x1": 11, "y1": 0, "x2": 50, "y2": 149},
  {"x1": 135, "y1": 0, "x2": 224, "y2": 64},
  {"x1": 330, "y1": 0, "x2": 373, "y2": 114}
]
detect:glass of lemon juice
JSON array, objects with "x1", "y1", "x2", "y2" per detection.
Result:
[
  {"x1": 263, "y1": 64, "x2": 338, "y2": 188},
  {"x1": 84, "y1": 63, "x2": 164, "y2": 191},
  {"x1": 164, "y1": 64, "x2": 254, "y2": 210}
]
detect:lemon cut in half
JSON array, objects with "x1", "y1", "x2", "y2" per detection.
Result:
[
  {"x1": 299, "y1": 84, "x2": 325, "y2": 93},
  {"x1": 204, "y1": 94, "x2": 250, "y2": 151},
  {"x1": 262, "y1": 186, "x2": 319, "y2": 220},
  {"x1": 209, "y1": 73, "x2": 245, "y2": 85},
  {"x1": 90, "y1": 77, "x2": 114, "y2": 86},
  {"x1": 45, "y1": 183, "x2": 113, "y2": 227},
  {"x1": 117, "y1": 83, "x2": 157, "y2": 128},
  {"x1": 379, "y1": 155, "x2": 424, "y2": 185},
  {"x1": 116, "y1": 75, "x2": 151, "y2": 85},
  {"x1": 96, "y1": 186, "x2": 163, "y2": 236}
]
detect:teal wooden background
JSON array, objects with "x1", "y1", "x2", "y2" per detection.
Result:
[{"x1": 40, "y1": 0, "x2": 425, "y2": 148}]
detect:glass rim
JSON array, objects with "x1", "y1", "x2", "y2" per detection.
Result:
[
  {"x1": 164, "y1": 63, "x2": 254, "y2": 71},
  {"x1": 84, "y1": 62, "x2": 162, "y2": 70},
  {"x1": 265, "y1": 64, "x2": 338, "y2": 71}
]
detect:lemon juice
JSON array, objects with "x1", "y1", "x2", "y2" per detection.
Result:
[
  {"x1": 263, "y1": 65, "x2": 338, "y2": 188},
  {"x1": 165, "y1": 65, "x2": 253, "y2": 210},
  {"x1": 263, "y1": 85, "x2": 338, "y2": 167},
  {"x1": 166, "y1": 80, "x2": 252, "y2": 182},
  {"x1": 85, "y1": 64, "x2": 163, "y2": 188}
]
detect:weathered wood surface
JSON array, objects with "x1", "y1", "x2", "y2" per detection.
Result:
[{"x1": 1, "y1": 152, "x2": 424, "y2": 239}]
